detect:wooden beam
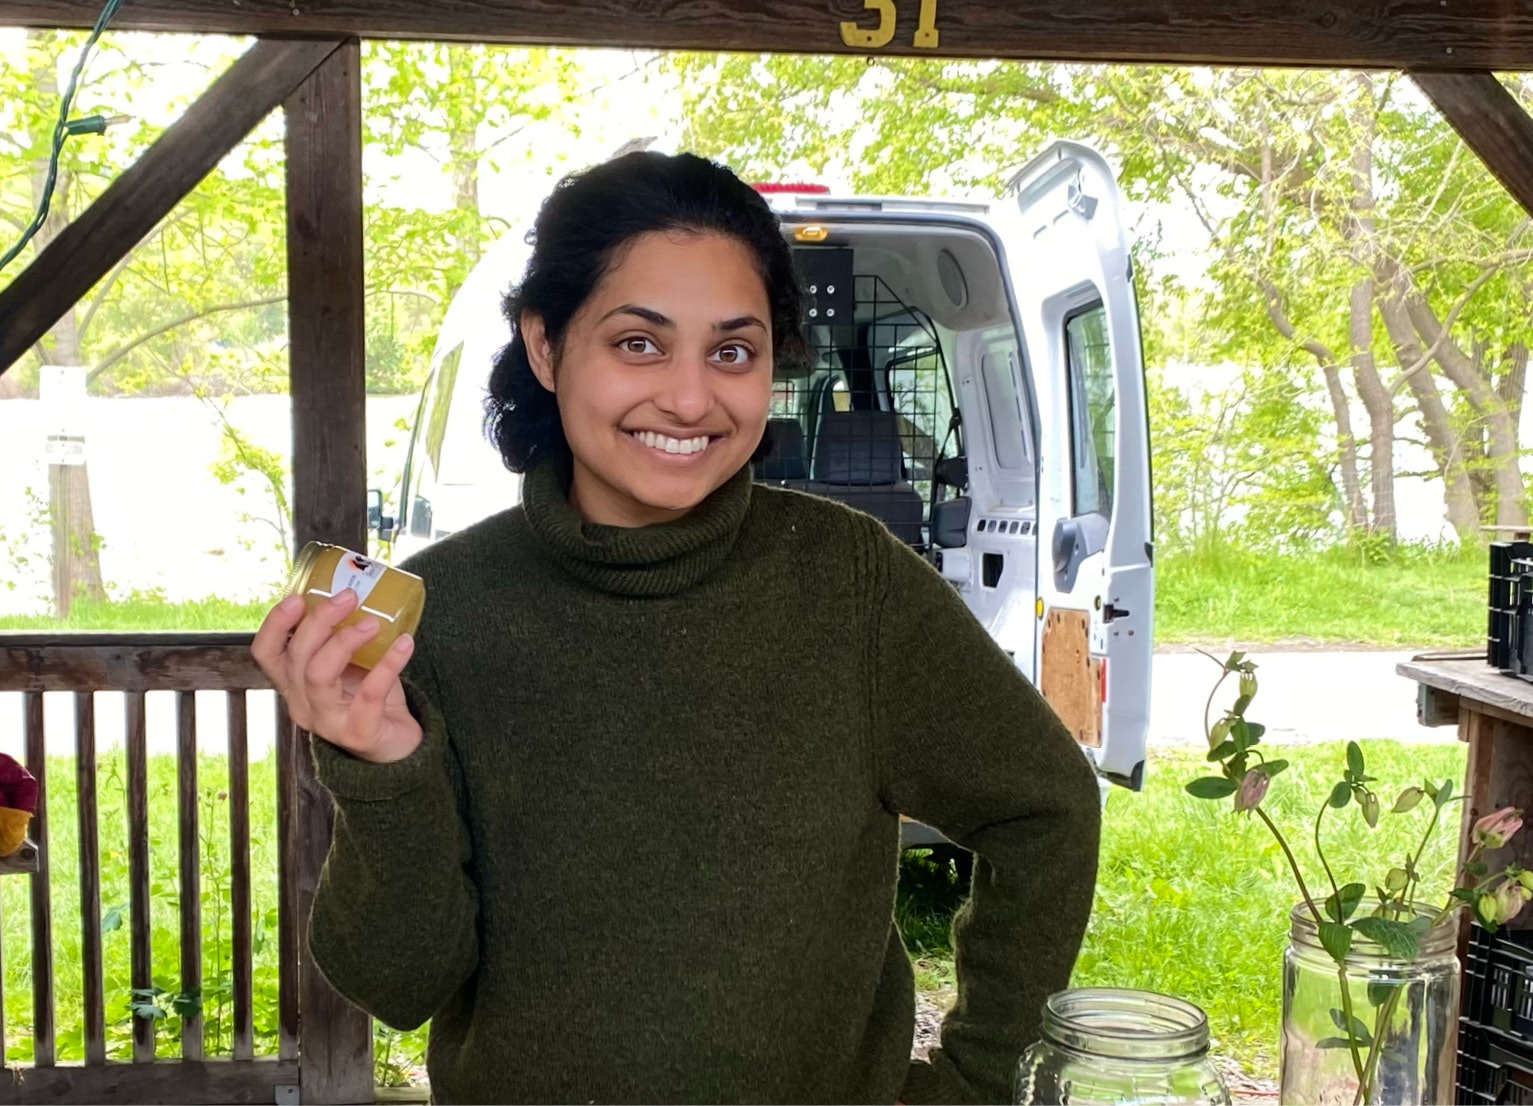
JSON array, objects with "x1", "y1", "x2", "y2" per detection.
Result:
[
  {"x1": 1413, "y1": 70, "x2": 1533, "y2": 217},
  {"x1": 3, "y1": 0, "x2": 1533, "y2": 69},
  {"x1": 284, "y1": 36, "x2": 374, "y2": 1106},
  {"x1": 0, "y1": 633, "x2": 267, "y2": 692},
  {"x1": 0, "y1": 1057, "x2": 301, "y2": 1105},
  {"x1": 0, "y1": 37, "x2": 341, "y2": 374}
]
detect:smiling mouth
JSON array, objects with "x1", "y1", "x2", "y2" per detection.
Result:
[{"x1": 627, "y1": 430, "x2": 721, "y2": 457}]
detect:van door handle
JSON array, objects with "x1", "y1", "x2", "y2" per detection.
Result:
[{"x1": 1103, "y1": 603, "x2": 1130, "y2": 622}]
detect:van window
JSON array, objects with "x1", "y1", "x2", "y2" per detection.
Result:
[
  {"x1": 1065, "y1": 304, "x2": 1114, "y2": 517},
  {"x1": 978, "y1": 328, "x2": 1031, "y2": 471},
  {"x1": 424, "y1": 343, "x2": 464, "y2": 476}
]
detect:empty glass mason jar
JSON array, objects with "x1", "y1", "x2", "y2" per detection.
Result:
[
  {"x1": 1280, "y1": 903, "x2": 1459, "y2": 1105},
  {"x1": 1014, "y1": 987, "x2": 1231, "y2": 1105}
]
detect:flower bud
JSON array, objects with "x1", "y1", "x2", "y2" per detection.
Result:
[
  {"x1": 1240, "y1": 671, "x2": 1257, "y2": 699},
  {"x1": 1233, "y1": 769, "x2": 1269, "y2": 812},
  {"x1": 1362, "y1": 793, "x2": 1380, "y2": 828},
  {"x1": 1477, "y1": 892, "x2": 1500, "y2": 928},
  {"x1": 1209, "y1": 718, "x2": 1231, "y2": 748},
  {"x1": 1517, "y1": 869, "x2": 1533, "y2": 893},
  {"x1": 1494, "y1": 879, "x2": 1532, "y2": 925},
  {"x1": 1472, "y1": 807, "x2": 1525, "y2": 850}
]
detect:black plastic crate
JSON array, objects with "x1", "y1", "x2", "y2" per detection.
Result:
[
  {"x1": 1457, "y1": 1023, "x2": 1533, "y2": 1105},
  {"x1": 1489, "y1": 542, "x2": 1533, "y2": 676},
  {"x1": 1465, "y1": 925, "x2": 1533, "y2": 1045}
]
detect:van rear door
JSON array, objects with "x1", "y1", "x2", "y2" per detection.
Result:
[{"x1": 1008, "y1": 141, "x2": 1154, "y2": 788}]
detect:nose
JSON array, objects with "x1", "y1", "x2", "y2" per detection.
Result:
[{"x1": 653, "y1": 351, "x2": 713, "y2": 425}]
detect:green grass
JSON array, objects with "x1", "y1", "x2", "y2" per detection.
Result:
[
  {"x1": 0, "y1": 595, "x2": 274, "y2": 632},
  {"x1": 0, "y1": 751, "x2": 427, "y2": 1085},
  {"x1": 1155, "y1": 544, "x2": 1485, "y2": 646},
  {"x1": 894, "y1": 740, "x2": 1469, "y2": 1080}
]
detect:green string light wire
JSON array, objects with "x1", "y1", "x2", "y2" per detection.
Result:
[{"x1": 0, "y1": 0, "x2": 126, "y2": 274}]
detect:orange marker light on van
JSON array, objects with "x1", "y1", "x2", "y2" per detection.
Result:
[{"x1": 794, "y1": 225, "x2": 831, "y2": 242}]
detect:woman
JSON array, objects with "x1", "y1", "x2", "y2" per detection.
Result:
[{"x1": 251, "y1": 151, "x2": 1100, "y2": 1105}]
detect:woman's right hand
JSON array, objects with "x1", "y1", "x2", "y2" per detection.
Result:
[{"x1": 251, "y1": 588, "x2": 423, "y2": 764}]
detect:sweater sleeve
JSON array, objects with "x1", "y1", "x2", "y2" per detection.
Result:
[
  {"x1": 306, "y1": 653, "x2": 480, "y2": 1031},
  {"x1": 869, "y1": 533, "x2": 1102, "y2": 1106}
]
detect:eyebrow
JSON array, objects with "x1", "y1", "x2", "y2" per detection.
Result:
[{"x1": 600, "y1": 304, "x2": 768, "y2": 333}]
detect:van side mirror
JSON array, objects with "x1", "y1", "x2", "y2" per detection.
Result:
[
  {"x1": 367, "y1": 489, "x2": 397, "y2": 542},
  {"x1": 932, "y1": 496, "x2": 972, "y2": 549},
  {"x1": 934, "y1": 456, "x2": 968, "y2": 491}
]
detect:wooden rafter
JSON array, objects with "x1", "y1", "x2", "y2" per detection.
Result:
[
  {"x1": 1413, "y1": 70, "x2": 1533, "y2": 217},
  {"x1": 0, "y1": 37, "x2": 343, "y2": 373},
  {"x1": 3, "y1": 0, "x2": 1533, "y2": 70}
]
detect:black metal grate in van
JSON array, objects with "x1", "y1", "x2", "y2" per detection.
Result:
[{"x1": 756, "y1": 274, "x2": 957, "y2": 551}]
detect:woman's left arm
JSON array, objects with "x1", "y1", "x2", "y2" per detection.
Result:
[{"x1": 868, "y1": 530, "x2": 1103, "y2": 1105}]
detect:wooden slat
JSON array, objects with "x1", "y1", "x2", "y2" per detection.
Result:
[
  {"x1": 74, "y1": 692, "x2": 105, "y2": 1067},
  {"x1": 0, "y1": 634, "x2": 268, "y2": 693},
  {"x1": 3, "y1": 0, "x2": 1533, "y2": 70},
  {"x1": 176, "y1": 692, "x2": 203, "y2": 1060},
  {"x1": 274, "y1": 698, "x2": 299, "y2": 1064},
  {"x1": 0, "y1": 1056, "x2": 301, "y2": 1105},
  {"x1": 226, "y1": 691, "x2": 254, "y2": 1062},
  {"x1": 286, "y1": 38, "x2": 374, "y2": 1102},
  {"x1": 124, "y1": 692, "x2": 152, "y2": 1064},
  {"x1": 23, "y1": 691, "x2": 52, "y2": 1068},
  {"x1": 0, "y1": 38, "x2": 342, "y2": 373},
  {"x1": 1413, "y1": 70, "x2": 1533, "y2": 217}
]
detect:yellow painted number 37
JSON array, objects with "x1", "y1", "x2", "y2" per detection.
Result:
[{"x1": 839, "y1": 0, "x2": 940, "y2": 49}]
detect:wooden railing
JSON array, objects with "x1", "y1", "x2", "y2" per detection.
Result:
[{"x1": 0, "y1": 633, "x2": 371, "y2": 1104}]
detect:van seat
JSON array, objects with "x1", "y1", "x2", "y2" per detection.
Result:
[{"x1": 804, "y1": 411, "x2": 924, "y2": 546}]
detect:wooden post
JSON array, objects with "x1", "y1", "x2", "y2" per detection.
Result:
[
  {"x1": 1413, "y1": 70, "x2": 1533, "y2": 218},
  {"x1": 284, "y1": 35, "x2": 373, "y2": 1105}
]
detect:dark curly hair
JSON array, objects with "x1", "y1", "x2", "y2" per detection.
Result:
[{"x1": 484, "y1": 151, "x2": 806, "y2": 473}]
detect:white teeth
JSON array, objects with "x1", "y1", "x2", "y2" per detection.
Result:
[{"x1": 633, "y1": 431, "x2": 710, "y2": 455}]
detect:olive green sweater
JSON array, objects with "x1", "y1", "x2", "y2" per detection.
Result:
[{"x1": 307, "y1": 458, "x2": 1101, "y2": 1105}]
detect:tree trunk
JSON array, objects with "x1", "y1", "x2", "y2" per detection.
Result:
[
  {"x1": 1398, "y1": 286, "x2": 1528, "y2": 527},
  {"x1": 1321, "y1": 363, "x2": 1368, "y2": 530},
  {"x1": 1347, "y1": 74, "x2": 1396, "y2": 541},
  {"x1": 28, "y1": 30, "x2": 106, "y2": 616},
  {"x1": 1377, "y1": 292, "x2": 1482, "y2": 540},
  {"x1": 446, "y1": 45, "x2": 483, "y2": 270}
]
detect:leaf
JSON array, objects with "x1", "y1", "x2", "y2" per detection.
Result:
[
  {"x1": 1316, "y1": 1036, "x2": 1356, "y2": 1050},
  {"x1": 1263, "y1": 758, "x2": 1289, "y2": 778},
  {"x1": 1231, "y1": 718, "x2": 1251, "y2": 750},
  {"x1": 1246, "y1": 722, "x2": 1266, "y2": 745},
  {"x1": 1186, "y1": 777, "x2": 1237, "y2": 800},
  {"x1": 102, "y1": 905, "x2": 123, "y2": 933},
  {"x1": 1351, "y1": 916, "x2": 1420, "y2": 961},
  {"x1": 1450, "y1": 886, "x2": 1480, "y2": 903},
  {"x1": 1434, "y1": 778, "x2": 1454, "y2": 809},
  {"x1": 1329, "y1": 781, "x2": 1353, "y2": 809},
  {"x1": 1368, "y1": 980, "x2": 1400, "y2": 1007},
  {"x1": 1206, "y1": 740, "x2": 1237, "y2": 762},
  {"x1": 1319, "y1": 920, "x2": 1353, "y2": 963},
  {"x1": 1328, "y1": 1008, "x2": 1375, "y2": 1048},
  {"x1": 1347, "y1": 741, "x2": 1365, "y2": 778},
  {"x1": 1324, "y1": 883, "x2": 1367, "y2": 923}
]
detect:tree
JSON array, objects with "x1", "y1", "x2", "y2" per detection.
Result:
[{"x1": 670, "y1": 55, "x2": 1533, "y2": 544}]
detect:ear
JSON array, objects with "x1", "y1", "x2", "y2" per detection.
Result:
[{"x1": 521, "y1": 312, "x2": 557, "y2": 394}]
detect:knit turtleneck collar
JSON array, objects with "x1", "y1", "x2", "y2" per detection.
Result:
[{"x1": 520, "y1": 454, "x2": 754, "y2": 598}]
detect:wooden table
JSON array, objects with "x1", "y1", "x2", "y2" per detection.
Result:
[{"x1": 1397, "y1": 650, "x2": 1533, "y2": 929}]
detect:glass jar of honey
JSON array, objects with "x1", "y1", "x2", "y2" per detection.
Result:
[{"x1": 287, "y1": 542, "x2": 425, "y2": 669}]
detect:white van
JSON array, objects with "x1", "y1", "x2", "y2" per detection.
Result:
[{"x1": 378, "y1": 141, "x2": 1154, "y2": 808}]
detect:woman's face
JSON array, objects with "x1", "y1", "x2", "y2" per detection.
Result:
[{"x1": 523, "y1": 230, "x2": 775, "y2": 528}]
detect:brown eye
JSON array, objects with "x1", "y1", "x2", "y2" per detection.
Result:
[
  {"x1": 714, "y1": 342, "x2": 752, "y2": 366},
  {"x1": 620, "y1": 336, "x2": 660, "y2": 355}
]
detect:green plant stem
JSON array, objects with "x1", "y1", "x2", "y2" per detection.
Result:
[
  {"x1": 1254, "y1": 806, "x2": 1324, "y2": 923},
  {"x1": 1401, "y1": 803, "x2": 1444, "y2": 916},
  {"x1": 1356, "y1": 982, "x2": 1407, "y2": 1106},
  {"x1": 1316, "y1": 803, "x2": 1343, "y2": 912},
  {"x1": 1253, "y1": 807, "x2": 1369, "y2": 1090},
  {"x1": 1202, "y1": 665, "x2": 1232, "y2": 748},
  {"x1": 1336, "y1": 968, "x2": 1369, "y2": 1094}
]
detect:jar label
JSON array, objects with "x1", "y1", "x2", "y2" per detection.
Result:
[{"x1": 330, "y1": 551, "x2": 387, "y2": 606}]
